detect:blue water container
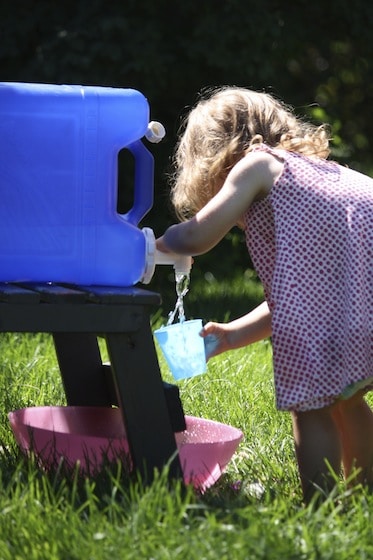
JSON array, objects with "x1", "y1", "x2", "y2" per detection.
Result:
[{"x1": 0, "y1": 82, "x2": 155, "y2": 286}]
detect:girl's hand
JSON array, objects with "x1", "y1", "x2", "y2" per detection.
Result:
[
  {"x1": 200, "y1": 321, "x2": 233, "y2": 359},
  {"x1": 155, "y1": 235, "x2": 170, "y2": 253}
]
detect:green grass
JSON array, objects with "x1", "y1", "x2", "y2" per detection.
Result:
[{"x1": 0, "y1": 277, "x2": 373, "y2": 559}]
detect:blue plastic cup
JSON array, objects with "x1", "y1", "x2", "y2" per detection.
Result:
[{"x1": 154, "y1": 319, "x2": 207, "y2": 380}]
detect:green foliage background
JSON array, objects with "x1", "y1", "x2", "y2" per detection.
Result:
[{"x1": 1, "y1": 0, "x2": 373, "y2": 302}]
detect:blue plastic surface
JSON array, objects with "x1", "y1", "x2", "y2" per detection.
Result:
[{"x1": 0, "y1": 82, "x2": 154, "y2": 286}]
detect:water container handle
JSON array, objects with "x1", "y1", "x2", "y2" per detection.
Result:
[{"x1": 124, "y1": 140, "x2": 154, "y2": 225}]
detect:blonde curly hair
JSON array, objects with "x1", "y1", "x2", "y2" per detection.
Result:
[{"x1": 170, "y1": 87, "x2": 330, "y2": 221}]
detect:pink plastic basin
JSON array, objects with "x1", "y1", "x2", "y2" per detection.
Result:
[{"x1": 8, "y1": 406, "x2": 243, "y2": 490}]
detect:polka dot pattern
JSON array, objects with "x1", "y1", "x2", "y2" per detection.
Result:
[{"x1": 244, "y1": 145, "x2": 373, "y2": 411}]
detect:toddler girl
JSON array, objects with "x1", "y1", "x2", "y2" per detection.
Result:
[{"x1": 156, "y1": 87, "x2": 373, "y2": 502}]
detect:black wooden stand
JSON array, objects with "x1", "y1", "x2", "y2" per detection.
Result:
[{"x1": 0, "y1": 283, "x2": 183, "y2": 482}]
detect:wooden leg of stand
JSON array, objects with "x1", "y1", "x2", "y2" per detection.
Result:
[
  {"x1": 53, "y1": 333, "x2": 112, "y2": 406},
  {"x1": 106, "y1": 321, "x2": 182, "y2": 483}
]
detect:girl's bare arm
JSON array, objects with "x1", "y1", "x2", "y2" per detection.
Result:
[
  {"x1": 157, "y1": 151, "x2": 283, "y2": 256},
  {"x1": 200, "y1": 301, "x2": 272, "y2": 358}
]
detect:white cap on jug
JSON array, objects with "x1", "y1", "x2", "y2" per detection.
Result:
[{"x1": 145, "y1": 121, "x2": 166, "y2": 143}]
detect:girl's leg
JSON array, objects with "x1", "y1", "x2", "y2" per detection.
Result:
[
  {"x1": 331, "y1": 392, "x2": 373, "y2": 485},
  {"x1": 291, "y1": 406, "x2": 342, "y2": 502}
]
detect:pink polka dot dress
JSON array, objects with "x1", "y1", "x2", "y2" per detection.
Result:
[{"x1": 244, "y1": 144, "x2": 373, "y2": 411}]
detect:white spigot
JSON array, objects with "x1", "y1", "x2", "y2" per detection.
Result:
[
  {"x1": 145, "y1": 121, "x2": 166, "y2": 144},
  {"x1": 141, "y1": 227, "x2": 192, "y2": 284}
]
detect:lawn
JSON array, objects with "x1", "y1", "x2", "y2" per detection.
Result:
[{"x1": 0, "y1": 274, "x2": 372, "y2": 559}]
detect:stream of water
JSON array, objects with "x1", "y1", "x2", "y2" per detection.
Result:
[{"x1": 166, "y1": 273, "x2": 190, "y2": 325}]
